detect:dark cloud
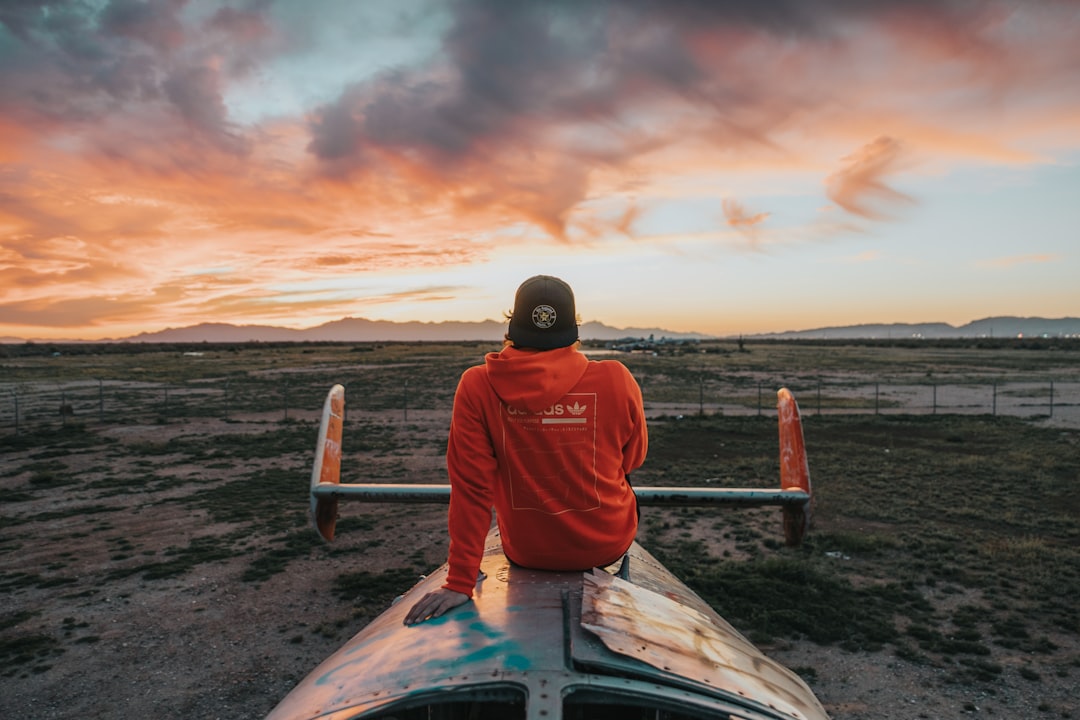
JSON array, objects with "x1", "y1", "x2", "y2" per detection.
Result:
[
  {"x1": 621, "y1": 0, "x2": 970, "y2": 35},
  {"x1": 307, "y1": 3, "x2": 605, "y2": 164},
  {"x1": 162, "y1": 63, "x2": 250, "y2": 155},
  {"x1": 0, "y1": 0, "x2": 257, "y2": 157},
  {"x1": 204, "y1": 5, "x2": 274, "y2": 76},
  {"x1": 206, "y1": 5, "x2": 270, "y2": 40},
  {"x1": 100, "y1": 0, "x2": 186, "y2": 50},
  {"x1": 303, "y1": 0, "x2": 983, "y2": 236},
  {"x1": 1, "y1": 0, "x2": 1069, "y2": 248},
  {"x1": 303, "y1": 2, "x2": 694, "y2": 236},
  {"x1": 306, "y1": 84, "x2": 368, "y2": 164},
  {"x1": 0, "y1": 0, "x2": 56, "y2": 40},
  {"x1": 0, "y1": 1, "x2": 174, "y2": 100}
]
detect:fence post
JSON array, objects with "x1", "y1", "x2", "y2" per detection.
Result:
[
  {"x1": 992, "y1": 382, "x2": 997, "y2": 416},
  {"x1": 404, "y1": 380, "x2": 409, "y2": 422},
  {"x1": 875, "y1": 383, "x2": 879, "y2": 415},
  {"x1": 817, "y1": 383, "x2": 821, "y2": 416},
  {"x1": 932, "y1": 384, "x2": 937, "y2": 415},
  {"x1": 164, "y1": 386, "x2": 169, "y2": 420},
  {"x1": 283, "y1": 380, "x2": 289, "y2": 421},
  {"x1": 698, "y1": 373, "x2": 704, "y2": 416},
  {"x1": 757, "y1": 382, "x2": 762, "y2": 417},
  {"x1": 61, "y1": 391, "x2": 68, "y2": 427},
  {"x1": 224, "y1": 379, "x2": 229, "y2": 420},
  {"x1": 12, "y1": 390, "x2": 18, "y2": 435},
  {"x1": 1049, "y1": 380, "x2": 1055, "y2": 418},
  {"x1": 98, "y1": 379, "x2": 104, "y2": 423}
]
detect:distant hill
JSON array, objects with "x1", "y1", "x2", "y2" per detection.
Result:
[
  {"x1": 115, "y1": 317, "x2": 712, "y2": 344},
  {"x1": 4, "y1": 315, "x2": 1077, "y2": 344},
  {"x1": 752, "y1": 316, "x2": 1080, "y2": 340}
]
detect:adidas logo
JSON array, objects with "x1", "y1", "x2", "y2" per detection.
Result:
[{"x1": 566, "y1": 401, "x2": 587, "y2": 416}]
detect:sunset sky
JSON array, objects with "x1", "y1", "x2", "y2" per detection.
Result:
[{"x1": 1, "y1": 0, "x2": 1078, "y2": 341}]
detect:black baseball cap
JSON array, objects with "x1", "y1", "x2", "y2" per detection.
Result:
[{"x1": 507, "y1": 275, "x2": 579, "y2": 350}]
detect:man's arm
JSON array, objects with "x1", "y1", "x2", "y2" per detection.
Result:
[
  {"x1": 442, "y1": 372, "x2": 499, "y2": 595},
  {"x1": 405, "y1": 372, "x2": 495, "y2": 625},
  {"x1": 621, "y1": 364, "x2": 648, "y2": 474}
]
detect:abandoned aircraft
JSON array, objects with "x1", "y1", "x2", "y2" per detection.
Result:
[{"x1": 265, "y1": 385, "x2": 828, "y2": 720}]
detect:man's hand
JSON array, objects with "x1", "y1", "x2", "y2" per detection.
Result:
[{"x1": 404, "y1": 588, "x2": 470, "y2": 626}]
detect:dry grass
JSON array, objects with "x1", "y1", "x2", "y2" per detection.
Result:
[{"x1": 1, "y1": 340, "x2": 1078, "y2": 719}]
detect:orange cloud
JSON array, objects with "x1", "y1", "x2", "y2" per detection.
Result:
[
  {"x1": 977, "y1": 254, "x2": 1060, "y2": 269},
  {"x1": 722, "y1": 198, "x2": 769, "y2": 228},
  {"x1": 2, "y1": 1, "x2": 1080, "y2": 339},
  {"x1": 825, "y1": 137, "x2": 915, "y2": 220}
]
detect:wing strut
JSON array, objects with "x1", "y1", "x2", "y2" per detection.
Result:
[{"x1": 309, "y1": 385, "x2": 813, "y2": 546}]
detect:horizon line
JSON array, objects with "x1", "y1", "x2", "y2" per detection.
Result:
[{"x1": 3, "y1": 314, "x2": 1079, "y2": 345}]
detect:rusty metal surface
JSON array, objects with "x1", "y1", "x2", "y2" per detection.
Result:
[
  {"x1": 579, "y1": 570, "x2": 830, "y2": 720},
  {"x1": 777, "y1": 387, "x2": 813, "y2": 545},
  {"x1": 275, "y1": 385, "x2": 826, "y2": 718},
  {"x1": 266, "y1": 527, "x2": 830, "y2": 720},
  {"x1": 309, "y1": 384, "x2": 344, "y2": 541},
  {"x1": 311, "y1": 482, "x2": 810, "y2": 508},
  {"x1": 266, "y1": 529, "x2": 565, "y2": 720},
  {"x1": 777, "y1": 388, "x2": 810, "y2": 494}
]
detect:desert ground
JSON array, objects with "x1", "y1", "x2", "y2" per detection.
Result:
[{"x1": 2, "y1": 340, "x2": 1078, "y2": 719}]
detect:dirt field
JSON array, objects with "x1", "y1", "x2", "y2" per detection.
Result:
[{"x1": 2, "y1": 342, "x2": 1079, "y2": 719}]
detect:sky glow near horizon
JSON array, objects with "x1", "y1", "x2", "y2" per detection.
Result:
[{"x1": 1, "y1": 0, "x2": 1078, "y2": 341}]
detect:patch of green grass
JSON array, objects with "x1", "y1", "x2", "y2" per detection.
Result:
[
  {"x1": 242, "y1": 531, "x2": 324, "y2": 583},
  {"x1": 1019, "y1": 666, "x2": 1042, "y2": 681},
  {"x1": 179, "y1": 467, "x2": 309, "y2": 532},
  {"x1": 83, "y1": 472, "x2": 148, "y2": 491},
  {"x1": 158, "y1": 424, "x2": 318, "y2": 461},
  {"x1": 336, "y1": 516, "x2": 380, "y2": 533},
  {"x1": 0, "y1": 571, "x2": 78, "y2": 591},
  {"x1": 635, "y1": 410, "x2": 1080, "y2": 690},
  {"x1": 952, "y1": 657, "x2": 1003, "y2": 683},
  {"x1": 653, "y1": 541, "x2": 913, "y2": 650},
  {"x1": 0, "y1": 488, "x2": 36, "y2": 502},
  {"x1": 0, "y1": 632, "x2": 64, "y2": 676},
  {"x1": 811, "y1": 531, "x2": 900, "y2": 556},
  {"x1": 0, "y1": 610, "x2": 38, "y2": 631},
  {"x1": 906, "y1": 622, "x2": 991, "y2": 656},
  {"x1": 107, "y1": 534, "x2": 244, "y2": 581},
  {"x1": 333, "y1": 567, "x2": 425, "y2": 615},
  {"x1": 4, "y1": 341, "x2": 1078, "y2": 702},
  {"x1": 5, "y1": 503, "x2": 123, "y2": 529},
  {"x1": 0, "y1": 425, "x2": 116, "y2": 455},
  {"x1": 28, "y1": 469, "x2": 77, "y2": 488}
]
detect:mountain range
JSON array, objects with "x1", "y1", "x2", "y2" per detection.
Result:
[
  {"x1": 115, "y1": 318, "x2": 711, "y2": 343},
  {"x1": 753, "y1": 316, "x2": 1080, "y2": 340},
  {"x1": 3, "y1": 316, "x2": 1077, "y2": 344}
]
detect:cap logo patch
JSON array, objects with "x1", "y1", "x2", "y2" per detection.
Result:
[{"x1": 531, "y1": 304, "x2": 557, "y2": 329}]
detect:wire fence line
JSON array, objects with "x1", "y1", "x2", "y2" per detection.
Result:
[
  {"x1": 650, "y1": 378, "x2": 1076, "y2": 423},
  {"x1": 2, "y1": 374, "x2": 1077, "y2": 435}
]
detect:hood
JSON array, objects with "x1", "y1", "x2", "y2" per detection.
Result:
[{"x1": 484, "y1": 345, "x2": 589, "y2": 414}]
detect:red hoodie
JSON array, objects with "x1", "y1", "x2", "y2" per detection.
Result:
[{"x1": 443, "y1": 344, "x2": 648, "y2": 596}]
